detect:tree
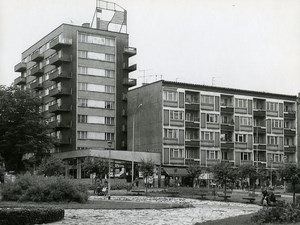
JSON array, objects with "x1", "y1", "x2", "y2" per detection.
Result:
[
  {"x1": 139, "y1": 159, "x2": 155, "y2": 194},
  {"x1": 36, "y1": 156, "x2": 65, "y2": 176},
  {"x1": 211, "y1": 162, "x2": 237, "y2": 195},
  {"x1": 0, "y1": 86, "x2": 53, "y2": 173},
  {"x1": 82, "y1": 157, "x2": 109, "y2": 179},
  {"x1": 238, "y1": 164, "x2": 258, "y2": 190},
  {"x1": 187, "y1": 161, "x2": 202, "y2": 187},
  {"x1": 278, "y1": 164, "x2": 300, "y2": 204}
]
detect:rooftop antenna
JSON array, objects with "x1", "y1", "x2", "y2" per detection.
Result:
[{"x1": 212, "y1": 76, "x2": 216, "y2": 86}]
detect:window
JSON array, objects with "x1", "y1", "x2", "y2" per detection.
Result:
[
  {"x1": 240, "y1": 117, "x2": 252, "y2": 126},
  {"x1": 105, "y1": 85, "x2": 115, "y2": 93},
  {"x1": 267, "y1": 136, "x2": 278, "y2": 145},
  {"x1": 241, "y1": 152, "x2": 251, "y2": 161},
  {"x1": 267, "y1": 102, "x2": 278, "y2": 111},
  {"x1": 222, "y1": 151, "x2": 228, "y2": 160},
  {"x1": 78, "y1": 51, "x2": 115, "y2": 62},
  {"x1": 170, "y1": 110, "x2": 184, "y2": 120},
  {"x1": 78, "y1": 115, "x2": 87, "y2": 123},
  {"x1": 201, "y1": 131, "x2": 214, "y2": 141},
  {"x1": 105, "y1": 117, "x2": 114, "y2": 125},
  {"x1": 206, "y1": 114, "x2": 219, "y2": 123},
  {"x1": 78, "y1": 66, "x2": 114, "y2": 78},
  {"x1": 105, "y1": 133, "x2": 114, "y2": 141},
  {"x1": 163, "y1": 91, "x2": 178, "y2": 101},
  {"x1": 270, "y1": 154, "x2": 282, "y2": 163},
  {"x1": 78, "y1": 131, "x2": 87, "y2": 139},
  {"x1": 235, "y1": 134, "x2": 247, "y2": 143},
  {"x1": 235, "y1": 98, "x2": 247, "y2": 108},
  {"x1": 185, "y1": 112, "x2": 199, "y2": 122},
  {"x1": 201, "y1": 95, "x2": 214, "y2": 104},
  {"x1": 164, "y1": 129, "x2": 178, "y2": 139},
  {"x1": 272, "y1": 119, "x2": 283, "y2": 128},
  {"x1": 186, "y1": 130, "x2": 199, "y2": 140},
  {"x1": 186, "y1": 94, "x2": 199, "y2": 103},
  {"x1": 78, "y1": 33, "x2": 115, "y2": 46},
  {"x1": 170, "y1": 148, "x2": 184, "y2": 158},
  {"x1": 207, "y1": 150, "x2": 219, "y2": 160},
  {"x1": 105, "y1": 101, "x2": 114, "y2": 109},
  {"x1": 284, "y1": 137, "x2": 294, "y2": 146}
]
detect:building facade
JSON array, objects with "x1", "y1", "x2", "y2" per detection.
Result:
[
  {"x1": 128, "y1": 81, "x2": 300, "y2": 174},
  {"x1": 13, "y1": 1, "x2": 137, "y2": 176}
]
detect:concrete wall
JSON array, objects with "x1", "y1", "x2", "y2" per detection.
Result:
[{"x1": 128, "y1": 82, "x2": 163, "y2": 154}]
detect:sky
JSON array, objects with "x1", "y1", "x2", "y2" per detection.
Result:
[{"x1": 0, "y1": 0, "x2": 299, "y2": 95}]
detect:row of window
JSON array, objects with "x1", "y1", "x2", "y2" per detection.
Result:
[
  {"x1": 78, "y1": 66, "x2": 115, "y2": 78},
  {"x1": 78, "y1": 33, "x2": 115, "y2": 46},
  {"x1": 78, "y1": 50, "x2": 115, "y2": 62},
  {"x1": 78, "y1": 98, "x2": 114, "y2": 109},
  {"x1": 78, "y1": 82, "x2": 115, "y2": 93},
  {"x1": 169, "y1": 148, "x2": 285, "y2": 163},
  {"x1": 78, "y1": 115, "x2": 114, "y2": 125},
  {"x1": 77, "y1": 131, "x2": 114, "y2": 140}
]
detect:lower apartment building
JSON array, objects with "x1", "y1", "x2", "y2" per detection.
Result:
[{"x1": 128, "y1": 80, "x2": 300, "y2": 183}]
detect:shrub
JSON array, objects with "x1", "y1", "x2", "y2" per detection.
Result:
[
  {"x1": 252, "y1": 201, "x2": 300, "y2": 224},
  {"x1": 111, "y1": 182, "x2": 132, "y2": 190},
  {"x1": 0, "y1": 207, "x2": 64, "y2": 225},
  {"x1": 1, "y1": 173, "x2": 88, "y2": 203}
]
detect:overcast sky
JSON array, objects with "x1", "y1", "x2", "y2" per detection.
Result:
[{"x1": 0, "y1": 0, "x2": 299, "y2": 95}]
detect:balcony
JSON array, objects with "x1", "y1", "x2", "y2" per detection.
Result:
[
  {"x1": 284, "y1": 128, "x2": 296, "y2": 136},
  {"x1": 123, "y1": 63, "x2": 137, "y2": 72},
  {"x1": 14, "y1": 77, "x2": 26, "y2": 85},
  {"x1": 49, "y1": 69, "x2": 72, "y2": 82},
  {"x1": 221, "y1": 123, "x2": 234, "y2": 132},
  {"x1": 50, "y1": 35, "x2": 72, "y2": 50},
  {"x1": 30, "y1": 66, "x2": 44, "y2": 77},
  {"x1": 122, "y1": 93, "x2": 127, "y2": 101},
  {"x1": 220, "y1": 105, "x2": 234, "y2": 114},
  {"x1": 254, "y1": 144, "x2": 267, "y2": 150},
  {"x1": 49, "y1": 52, "x2": 72, "y2": 66},
  {"x1": 30, "y1": 81, "x2": 43, "y2": 90},
  {"x1": 185, "y1": 140, "x2": 200, "y2": 147},
  {"x1": 31, "y1": 50, "x2": 44, "y2": 62},
  {"x1": 253, "y1": 126, "x2": 266, "y2": 134},
  {"x1": 14, "y1": 62, "x2": 27, "y2": 72},
  {"x1": 49, "y1": 104, "x2": 71, "y2": 113},
  {"x1": 49, "y1": 87, "x2": 72, "y2": 97},
  {"x1": 284, "y1": 146, "x2": 296, "y2": 153},
  {"x1": 49, "y1": 121, "x2": 71, "y2": 130},
  {"x1": 185, "y1": 103, "x2": 200, "y2": 111},
  {"x1": 123, "y1": 47, "x2": 137, "y2": 57},
  {"x1": 185, "y1": 121, "x2": 200, "y2": 128},
  {"x1": 221, "y1": 142, "x2": 234, "y2": 150},
  {"x1": 284, "y1": 111, "x2": 296, "y2": 120},
  {"x1": 123, "y1": 78, "x2": 136, "y2": 87},
  {"x1": 253, "y1": 109, "x2": 266, "y2": 117},
  {"x1": 54, "y1": 136, "x2": 71, "y2": 145}
]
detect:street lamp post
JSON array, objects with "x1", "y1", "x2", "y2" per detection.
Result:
[
  {"x1": 132, "y1": 104, "x2": 142, "y2": 183},
  {"x1": 107, "y1": 141, "x2": 112, "y2": 200}
]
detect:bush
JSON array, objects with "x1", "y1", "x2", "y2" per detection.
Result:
[
  {"x1": 252, "y1": 201, "x2": 300, "y2": 224},
  {"x1": 1, "y1": 173, "x2": 88, "y2": 203},
  {"x1": 111, "y1": 182, "x2": 132, "y2": 190},
  {"x1": 0, "y1": 207, "x2": 64, "y2": 225},
  {"x1": 287, "y1": 183, "x2": 300, "y2": 193}
]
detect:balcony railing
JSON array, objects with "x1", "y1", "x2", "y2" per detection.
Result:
[
  {"x1": 14, "y1": 77, "x2": 26, "y2": 85},
  {"x1": 54, "y1": 136, "x2": 71, "y2": 145},
  {"x1": 123, "y1": 78, "x2": 136, "y2": 87},
  {"x1": 30, "y1": 81, "x2": 43, "y2": 90},
  {"x1": 31, "y1": 50, "x2": 44, "y2": 62},
  {"x1": 123, "y1": 47, "x2": 137, "y2": 57},
  {"x1": 49, "y1": 87, "x2": 72, "y2": 97},
  {"x1": 49, "y1": 51, "x2": 72, "y2": 66},
  {"x1": 49, "y1": 121, "x2": 71, "y2": 130},
  {"x1": 49, "y1": 104, "x2": 71, "y2": 113},
  {"x1": 30, "y1": 66, "x2": 44, "y2": 77},
  {"x1": 123, "y1": 63, "x2": 137, "y2": 72},
  {"x1": 14, "y1": 62, "x2": 27, "y2": 72},
  {"x1": 50, "y1": 35, "x2": 72, "y2": 50},
  {"x1": 49, "y1": 68, "x2": 72, "y2": 81}
]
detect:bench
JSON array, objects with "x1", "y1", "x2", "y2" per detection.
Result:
[
  {"x1": 243, "y1": 197, "x2": 256, "y2": 203},
  {"x1": 217, "y1": 194, "x2": 231, "y2": 201},
  {"x1": 195, "y1": 193, "x2": 207, "y2": 200},
  {"x1": 166, "y1": 190, "x2": 180, "y2": 197},
  {"x1": 131, "y1": 190, "x2": 145, "y2": 195}
]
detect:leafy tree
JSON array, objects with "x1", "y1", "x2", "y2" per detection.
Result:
[
  {"x1": 238, "y1": 164, "x2": 258, "y2": 190},
  {"x1": 37, "y1": 156, "x2": 65, "y2": 176},
  {"x1": 187, "y1": 161, "x2": 202, "y2": 187},
  {"x1": 278, "y1": 164, "x2": 300, "y2": 204},
  {"x1": 0, "y1": 86, "x2": 53, "y2": 172},
  {"x1": 139, "y1": 159, "x2": 155, "y2": 194},
  {"x1": 82, "y1": 157, "x2": 109, "y2": 179},
  {"x1": 211, "y1": 162, "x2": 237, "y2": 195}
]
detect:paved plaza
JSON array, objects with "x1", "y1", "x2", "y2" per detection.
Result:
[{"x1": 51, "y1": 196, "x2": 261, "y2": 225}]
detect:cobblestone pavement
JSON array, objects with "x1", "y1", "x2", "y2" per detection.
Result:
[{"x1": 51, "y1": 196, "x2": 261, "y2": 225}]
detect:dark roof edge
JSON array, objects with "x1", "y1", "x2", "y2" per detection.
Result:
[{"x1": 162, "y1": 80, "x2": 298, "y2": 101}]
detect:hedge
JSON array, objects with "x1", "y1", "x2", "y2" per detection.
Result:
[{"x1": 0, "y1": 207, "x2": 64, "y2": 225}]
